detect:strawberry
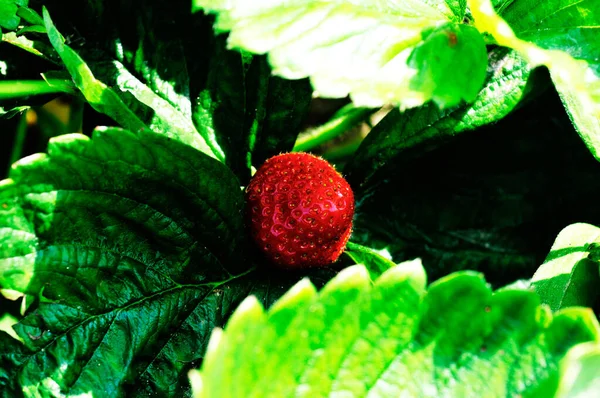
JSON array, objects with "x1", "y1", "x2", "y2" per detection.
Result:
[{"x1": 246, "y1": 152, "x2": 355, "y2": 269}]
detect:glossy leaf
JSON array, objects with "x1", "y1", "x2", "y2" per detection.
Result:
[
  {"x1": 0, "y1": 127, "x2": 250, "y2": 396},
  {"x1": 346, "y1": 47, "x2": 533, "y2": 189},
  {"x1": 532, "y1": 224, "x2": 600, "y2": 312},
  {"x1": 193, "y1": 0, "x2": 488, "y2": 109},
  {"x1": 191, "y1": 263, "x2": 600, "y2": 397}
]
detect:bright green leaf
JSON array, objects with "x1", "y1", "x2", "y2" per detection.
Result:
[
  {"x1": 1, "y1": 31, "x2": 56, "y2": 61},
  {"x1": 0, "y1": 0, "x2": 27, "y2": 31},
  {"x1": 344, "y1": 241, "x2": 398, "y2": 278},
  {"x1": 469, "y1": 0, "x2": 600, "y2": 161},
  {"x1": 15, "y1": 5, "x2": 43, "y2": 27},
  {"x1": 0, "y1": 314, "x2": 19, "y2": 342},
  {"x1": 444, "y1": 0, "x2": 468, "y2": 20},
  {"x1": 194, "y1": 0, "x2": 488, "y2": 109},
  {"x1": 346, "y1": 47, "x2": 533, "y2": 189},
  {"x1": 42, "y1": 8, "x2": 151, "y2": 138},
  {"x1": 409, "y1": 23, "x2": 487, "y2": 107},
  {"x1": 500, "y1": 0, "x2": 600, "y2": 74},
  {"x1": 532, "y1": 223, "x2": 600, "y2": 312},
  {"x1": 15, "y1": 25, "x2": 45, "y2": 35},
  {"x1": 556, "y1": 342, "x2": 600, "y2": 398},
  {"x1": 191, "y1": 264, "x2": 600, "y2": 397}
]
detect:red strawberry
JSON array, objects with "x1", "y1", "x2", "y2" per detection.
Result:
[{"x1": 246, "y1": 152, "x2": 355, "y2": 269}]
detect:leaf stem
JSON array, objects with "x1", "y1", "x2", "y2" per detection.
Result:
[
  {"x1": 67, "y1": 97, "x2": 85, "y2": 133},
  {"x1": 293, "y1": 105, "x2": 376, "y2": 152}
]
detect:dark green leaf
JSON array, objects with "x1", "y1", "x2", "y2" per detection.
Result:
[
  {"x1": 248, "y1": 64, "x2": 312, "y2": 169},
  {"x1": 191, "y1": 263, "x2": 600, "y2": 397},
  {"x1": 0, "y1": 330, "x2": 27, "y2": 396},
  {"x1": 351, "y1": 91, "x2": 600, "y2": 286},
  {"x1": 532, "y1": 223, "x2": 600, "y2": 312},
  {"x1": 0, "y1": 127, "x2": 248, "y2": 395},
  {"x1": 346, "y1": 47, "x2": 533, "y2": 189}
]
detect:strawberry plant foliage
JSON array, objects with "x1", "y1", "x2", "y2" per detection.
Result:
[
  {"x1": 190, "y1": 263, "x2": 600, "y2": 397},
  {"x1": 1, "y1": 0, "x2": 600, "y2": 396},
  {"x1": 0, "y1": 127, "x2": 337, "y2": 396}
]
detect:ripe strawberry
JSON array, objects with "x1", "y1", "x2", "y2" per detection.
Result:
[{"x1": 246, "y1": 152, "x2": 355, "y2": 269}]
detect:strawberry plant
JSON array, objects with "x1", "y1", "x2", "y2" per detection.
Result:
[{"x1": 1, "y1": 0, "x2": 600, "y2": 397}]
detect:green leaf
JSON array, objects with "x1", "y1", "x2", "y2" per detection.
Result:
[
  {"x1": 194, "y1": 0, "x2": 488, "y2": 109},
  {"x1": 350, "y1": 91, "x2": 600, "y2": 285},
  {"x1": 344, "y1": 241, "x2": 397, "y2": 278},
  {"x1": 191, "y1": 263, "x2": 600, "y2": 397},
  {"x1": 191, "y1": 39, "x2": 312, "y2": 180},
  {"x1": 346, "y1": 47, "x2": 533, "y2": 189},
  {"x1": 500, "y1": 0, "x2": 599, "y2": 74},
  {"x1": 246, "y1": 62, "x2": 313, "y2": 169},
  {"x1": 15, "y1": 5, "x2": 43, "y2": 27},
  {"x1": 444, "y1": 0, "x2": 468, "y2": 20},
  {"x1": 0, "y1": 314, "x2": 19, "y2": 342},
  {"x1": 469, "y1": 0, "x2": 600, "y2": 162},
  {"x1": 409, "y1": 23, "x2": 487, "y2": 107},
  {"x1": 0, "y1": 126, "x2": 251, "y2": 395},
  {"x1": 0, "y1": 29, "x2": 60, "y2": 118},
  {"x1": 42, "y1": 8, "x2": 151, "y2": 136},
  {"x1": 556, "y1": 342, "x2": 600, "y2": 398},
  {"x1": 0, "y1": 0, "x2": 27, "y2": 31},
  {"x1": 532, "y1": 223, "x2": 600, "y2": 312},
  {"x1": 33, "y1": 2, "x2": 312, "y2": 181}
]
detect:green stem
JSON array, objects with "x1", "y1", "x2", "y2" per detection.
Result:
[
  {"x1": 8, "y1": 113, "x2": 28, "y2": 173},
  {"x1": 67, "y1": 97, "x2": 85, "y2": 133},
  {"x1": 293, "y1": 105, "x2": 376, "y2": 152}
]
